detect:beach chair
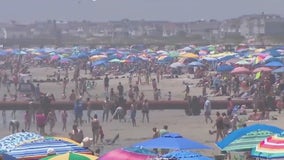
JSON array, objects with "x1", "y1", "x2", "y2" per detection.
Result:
[{"x1": 104, "y1": 133, "x2": 119, "y2": 145}]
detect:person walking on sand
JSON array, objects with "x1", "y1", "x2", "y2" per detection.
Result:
[
  {"x1": 91, "y1": 114, "x2": 100, "y2": 145},
  {"x1": 209, "y1": 112, "x2": 224, "y2": 142},
  {"x1": 204, "y1": 97, "x2": 213, "y2": 124}
]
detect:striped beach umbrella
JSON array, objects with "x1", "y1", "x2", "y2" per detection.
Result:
[
  {"x1": 216, "y1": 124, "x2": 283, "y2": 151},
  {"x1": 251, "y1": 132, "x2": 284, "y2": 159},
  {"x1": 41, "y1": 152, "x2": 98, "y2": 160}
]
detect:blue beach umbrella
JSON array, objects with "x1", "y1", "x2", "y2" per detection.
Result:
[
  {"x1": 216, "y1": 65, "x2": 234, "y2": 72},
  {"x1": 272, "y1": 67, "x2": 284, "y2": 73},
  {"x1": 133, "y1": 133, "x2": 211, "y2": 150},
  {"x1": 162, "y1": 150, "x2": 213, "y2": 160},
  {"x1": 0, "y1": 154, "x2": 17, "y2": 160},
  {"x1": 265, "y1": 61, "x2": 284, "y2": 67},
  {"x1": 187, "y1": 61, "x2": 204, "y2": 67}
]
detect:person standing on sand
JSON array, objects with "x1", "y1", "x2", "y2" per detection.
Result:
[
  {"x1": 130, "y1": 104, "x2": 137, "y2": 127},
  {"x1": 204, "y1": 97, "x2": 213, "y2": 124},
  {"x1": 91, "y1": 114, "x2": 100, "y2": 145},
  {"x1": 24, "y1": 110, "x2": 32, "y2": 131},
  {"x1": 86, "y1": 97, "x2": 92, "y2": 123},
  {"x1": 102, "y1": 97, "x2": 111, "y2": 122},
  {"x1": 47, "y1": 109, "x2": 57, "y2": 134},
  {"x1": 142, "y1": 99, "x2": 149, "y2": 123},
  {"x1": 61, "y1": 110, "x2": 68, "y2": 131},
  {"x1": 104, "y1": 74, "x2": 109, "y2": 94}
]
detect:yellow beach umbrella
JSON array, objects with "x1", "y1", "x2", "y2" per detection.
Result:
[{"x1": 179, "y1": 53, "x2": 198, "y2": 58}]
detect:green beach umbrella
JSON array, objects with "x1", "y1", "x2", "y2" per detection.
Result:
[{"x1": 41, "y1": 152, "x2": 98, "y2": 160}]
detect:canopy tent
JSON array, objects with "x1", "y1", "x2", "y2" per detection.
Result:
[
  {"x1": 132, "y1": 133, "x2": 211, "y2": 150},
  {"x1": 216, "y1": 124, "x2": 283, "y2": 152}
]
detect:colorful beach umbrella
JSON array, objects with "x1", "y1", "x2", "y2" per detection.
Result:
[
  {"x1": 180, "y1": 53, "x2": 199, "y2": 58},
  {"x1": 251, "y1": 132, "x2": 284, "y2": 159},
  {"x1": 162, "y1": 150, "x2": 213, "y2": 160},
  {"x1": 108, "y1": 58, "x2": 121, "y2": 63},
  {"x1": 231, "y1": 67, "x2": 250, "y2": 74},
  {"x1": 253, "y1": 67, "x2": 272, "y2": 73},
  {"x1": 133, "y1": 133, "x2": 211, "y2": 150},
  {"x1": 99, "y1": 147, "x2": 156, "y2": 160},
  {"x1": 41, "y1": 152, "x2": 98, "y2": 160},
  {"x1": 216, "y1": 124, "x2": 283, "y2": 152},
  {"x1": 6, "y1": 137, "x2": 92, "y2": 159}
]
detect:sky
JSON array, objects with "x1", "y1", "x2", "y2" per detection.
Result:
[{"x1": 0, "y1": 0, "x2": 284, "y2": 23}]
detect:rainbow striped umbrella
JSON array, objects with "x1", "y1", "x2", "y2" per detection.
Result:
[
  {"x1": 251, "y1": 132, "x2": 284, "y2": 159},
  {"x1": 41, "y1": 152, "x2": 98, "y2": 160}
]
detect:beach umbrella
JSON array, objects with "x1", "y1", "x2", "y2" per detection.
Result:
[
  {"x1": 40, "y1": 152, "x2": 98, "y2": 160},
  {"x1": 51, "y1": 55, "x2": 60, "y2": 61},
  {"x1": 89, "y1": 55, "x2": 107, "y2": 61},
  {"x1": 60, "y1": 58, "x2": 72, "y2": 64},
  {"x1": 272, "y1": 67, "x2": 284, "y2": 73},
  {"x1": 235, "y1": 59, "x2": 251, "y2": 65},
  {"x1": 99, "y1": 147, "x2": 157, "y2": 160},
  {"x1": 6, "y1": 137, "x2": 92, "y2": 159},
  {"x1": 91, "y1": 60, "x2": 107, "y2": 67},
  {"x1": 252, "y1": 67, "x2": 272, "y2": 73},
  {"x1": 180, "y1": 53, "x2": 199, "y2": 58},
  {"x1": 170, "y1": 62, "x2": 185, "y2": 68},
  {"x1": 0, "y1": 154, "x2": 17, "y2": 160},
  {"x1": 265, "y1": 61, "x2": 284, "y2": 67},
  {"x1": 216, "y1": 65, "x2": 234, "y2": 72},
  {"x1": 108, "y1": 58, "x2": 121, "y2": 63},
  {"x1": 187, "y1": 61, "x2": 204, "y2": 67},
  {"x1": 0, "y1": 132, "x2": 44, "y2": 153},
  {"x1": 162, "y1": 150, "x2": 213, "y2": 160},
  {"x1": 133, "y1": 133, "x2": 211, "y2": 150},
  {"x1": 251, "y1": 132, "x2": 284, "y2": 159},
  {"x1": 231, "y1": 67, "x2": 250, "y2": 74},
  {"x1": 216, "y1": 124, "x2": 283, "y2": 152}
]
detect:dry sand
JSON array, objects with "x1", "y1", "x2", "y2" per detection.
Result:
[{"x1": 0, "y1": 67, "x2": 283, "y2": 158}]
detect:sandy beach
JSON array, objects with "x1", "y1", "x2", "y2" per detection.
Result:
[{"x1": 0, "y1": 67, "x2": 283, "y2": 158}]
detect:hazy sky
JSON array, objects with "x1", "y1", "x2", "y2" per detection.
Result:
[{"x1": 0, "y1": 0, "x2": 284, "y2": 23}]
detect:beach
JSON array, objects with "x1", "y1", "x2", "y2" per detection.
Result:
[{"x1": 0, "y1": 67, "x2": 283, "y2": 157}]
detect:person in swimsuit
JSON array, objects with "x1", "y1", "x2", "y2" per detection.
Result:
[
  {"x1": 91, "y1": 114, "x2": 100, "y2": 145},
  {"x1": 209, "y1": 112, "x2": 224, "y2": 142}
]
